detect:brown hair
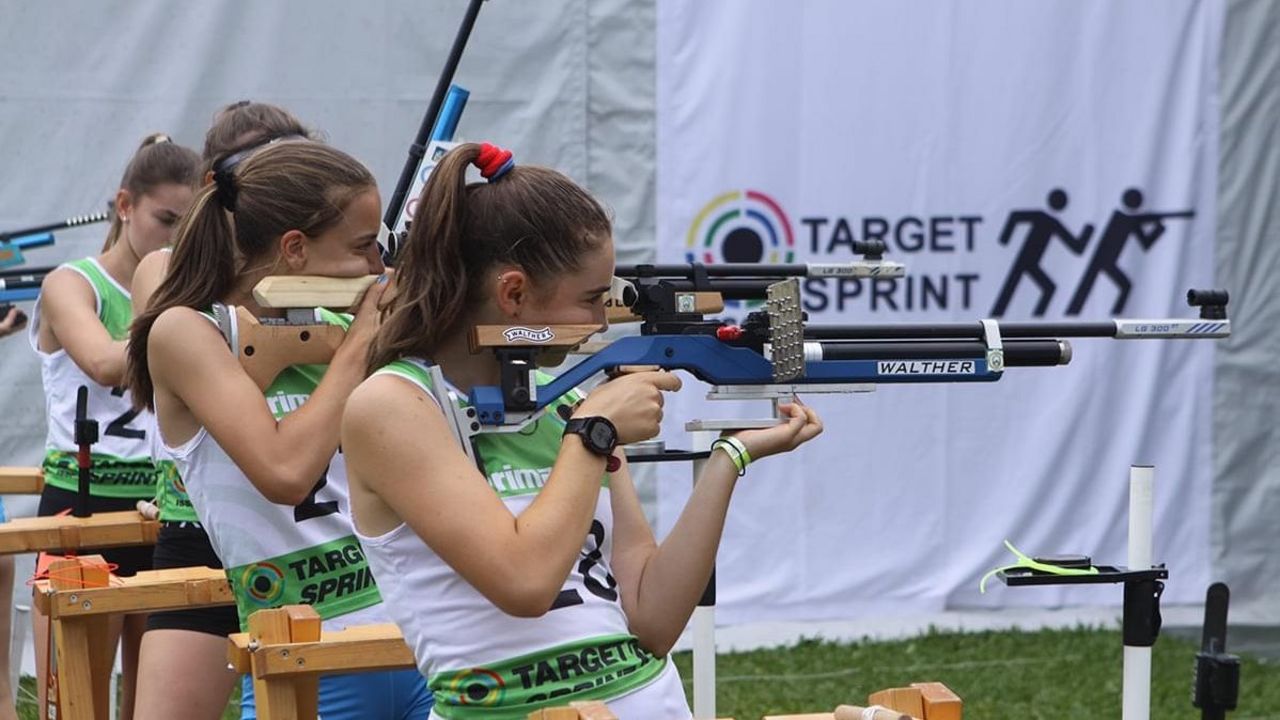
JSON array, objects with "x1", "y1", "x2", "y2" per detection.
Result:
[
  {"x1": 101, "y1": 133, "x2": 200, "y2": 251},
  {"x1": 369, "y1": 142, "x2": 611, "y2": 370},
  {"x1": 127, "y1": 141, "x2": 376, "y2": 408},
  {"x1": 201, "y1": 101, "x2": 315, "y2": 174}
]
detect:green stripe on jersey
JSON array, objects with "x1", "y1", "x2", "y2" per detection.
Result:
[
  {"x1": 430, "y1": 634, "x2": 666, "y2": 719},
  {"x1": 226, "y1": 534, "x2": 379, "y2": 632},
  {"x1": 42, "y1": 450, "x2": 161, "y2": 499}
]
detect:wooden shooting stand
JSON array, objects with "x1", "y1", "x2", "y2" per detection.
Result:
[
  {"x1": 765, "y1": 683, "x2": 963, "y2": 720},
  {"x1": 227, "y1": 605, "x2": 414, "y2": 720},
  {"x1": 32, "y1": 557, "x2": 232, "y2": 720},
  {"x1": 0, "y1": 466, "x2": 44, "y2": 494},
  {"x1": 0, "y1": 510, "x2": 157, "y2": 555}
]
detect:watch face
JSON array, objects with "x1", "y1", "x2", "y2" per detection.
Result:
[{"x1": 588, "y1": 422, "x2": 615, "y2": 449}]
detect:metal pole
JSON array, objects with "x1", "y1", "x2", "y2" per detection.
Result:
[{"x1": 1123, "y1": 465, "x2": 1155, "y2": 720}]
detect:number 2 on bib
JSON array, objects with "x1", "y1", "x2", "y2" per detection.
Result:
[{"x1": 549, "y1": 519, "x2": 618, "y2": 611}]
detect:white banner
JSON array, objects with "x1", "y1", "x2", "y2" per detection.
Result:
[{"x1": 655, "y1": 0, "x2": 1222, "y2": 624}]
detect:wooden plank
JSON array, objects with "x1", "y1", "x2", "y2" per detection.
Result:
[
  {"x1": 909, "y1": 682, "x2": 962, "y2": 720},
  {"x1": 0, "y1": 510, "x2": 158, "y2": 554},
  {"x1": 34, "y1": 566, "x2": 231, "y2": 618},
  {"x1": 470, "y1": 324, "x2": 601, "y2": 350},
  {"x1": 233, "y1": 306, "x2": 347, "y2": 391},
  {"x1": 0, "y1": 466, "x2": 43, "y2": 494},
  {"x1": 253, "y1": 624, "x2": 414, "y2": 678},
  {"x1": 253, "y1": 275, "x2": 376, "y2": 309}
]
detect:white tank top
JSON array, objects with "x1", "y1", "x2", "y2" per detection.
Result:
[
  {"x1": 357, "y1": 358, "x2": 689, "y2": 720},
  {"x1": 166, "y1": 310, "x2": 385, "y2": 632},
  {"x1": 29, "y1": 257, "x2": 159, "y2": 498}
]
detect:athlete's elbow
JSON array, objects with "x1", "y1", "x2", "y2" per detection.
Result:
[
  {"x1": 628, "y1": 619, "x2": 677, "y2": 658},
  {"x1": 251, "y1": 469, "x2": 316, "y2": 506},
  {"x1": 84, "y1": 358, "x2": 124, "y2": 387},
  {"x1": 489, "y1": 576, "x2": 564, "y2": 619}
]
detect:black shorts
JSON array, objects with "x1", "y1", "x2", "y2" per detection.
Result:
[
  {"x1": 145, "y1": 523, "x2": 240, "y2": 636},
  {"x1": 36, "y1": 484, "x2": 154, "y2": 577}
]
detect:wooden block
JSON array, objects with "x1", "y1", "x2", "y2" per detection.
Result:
[
  {"x1": 910, "y1": 682, "x2": 962, "y2": 720},
  {"x1": 764, "y1": 714, "x2": 836, "y2": 720},
  {"x1": 569, "y1": 700, "x2": 619, "y2": 719},
  {"x1": 253, "y1": 274, "x2": 377, "y2": 309},
  {"x1": 470, "y1": 324, "x2": 602, "y2": 350},
  {"x1": 834, "y1": 706, "x2": 915, "y2": 720},
  {"x1": 247, "y1": 607, "x2": 313, "y2": 719},
  {"x1": 0, "y1": 466, "x2": 43, "y2": 494},
  {"x1": 868, "y1": 688, "x2": 925, "y2": 718},
  {"x1": 285, "y1": 605, "x2": 322, "y2": 642},
  {"x1": 234, "y1": 306, "x2": 346, "y2": 391}
]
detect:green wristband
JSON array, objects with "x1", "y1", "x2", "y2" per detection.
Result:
[{"x1": 711, "y1": 437, "x2": 751, "y2": 476}]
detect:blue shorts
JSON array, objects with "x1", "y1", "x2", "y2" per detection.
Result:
[
  {"x1": 240, "y1": 669, "x2": 432, "y2": 720},
  {"x1": 0, "y1": 497, "x2": 6, "y2": 524}
]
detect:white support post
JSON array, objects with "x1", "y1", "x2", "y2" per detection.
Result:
[
  {"x1": 688, "y1": 427, "x2": 719, "y2": 720},
  {"x1": 1123, "y1": 464, "x2": 1155, "y2": 720}
]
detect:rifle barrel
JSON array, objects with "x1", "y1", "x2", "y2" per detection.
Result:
[
  {"x1": 807, "y1": 321, "x2": 1120, "y2": 340},
  {"x1": 618, "y1": 259, "x2": 885, "y2": 279},
  {"x1": 816, "y1": 339, "x2": 1071, "y2": 366},
  {"x1": 0, "y1": 211, "x2": 109, "y2": 243}
]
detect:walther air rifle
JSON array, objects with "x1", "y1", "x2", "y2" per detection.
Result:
[
  {"x1": 439, "y1": 256, "x2": 1228, "y2": 458},
  {"x1": 0, "y1": 209, "x2": 111, "y2": 319}
]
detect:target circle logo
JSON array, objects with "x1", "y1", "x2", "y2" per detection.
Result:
[
  {"x1": 449, "y1": 667, "x2": 505, "y2": 706},
  {"x1": 686, "y1": 189, "x2": 795, "y2": 264},
  {"x1": 239, "y1": 562, "x2": 286, "y2": 607}
]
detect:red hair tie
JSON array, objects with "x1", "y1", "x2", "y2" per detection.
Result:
[{"x1": 475, "y1": 142, "x2": 515, "y2": 181}]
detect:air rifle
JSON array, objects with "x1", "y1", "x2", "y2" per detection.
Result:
[
  {"x1": 449, "y1": 261, "x2": 1229, "y2": 446},
  {"x1": 0, "y1": 210, "x2": 109, "y2": 317}
]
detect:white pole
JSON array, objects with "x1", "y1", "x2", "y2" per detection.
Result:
[
  {"x1": 1122, "y1": 465, "x2": 1154, "y2": 720},
  {"x1": 689, "y1": 427, "x2": 719, "y2": 720}
]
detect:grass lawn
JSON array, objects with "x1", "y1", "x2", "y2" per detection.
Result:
[{"x1": 16, "y1": 626, "x2": 1278, "y2": 719}]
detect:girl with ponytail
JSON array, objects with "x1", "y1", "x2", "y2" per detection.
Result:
[
  {"x1": 344, "y1": 143, "x2": 823, "y2": 718},
  {"x1": 126, "y1": 140, "x2": 431, "y2": 720},
  {"x1": 29, "y1": 132, "x2": 200, "y2": 717},
  {"x1": 130, "y1": 101, "x2": 318, "y2": 720}
]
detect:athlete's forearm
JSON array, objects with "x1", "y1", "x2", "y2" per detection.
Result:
[
  {"x1": 625, "y1": 451, "x2": 739, "y2": 655},
  {"x1": 249, "y1": 356, "x2": 367, "y2": 504}
]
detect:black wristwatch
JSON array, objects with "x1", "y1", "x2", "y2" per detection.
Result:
[{"x1": 563, "y1": 416, "x2": 619, "y2": 457}]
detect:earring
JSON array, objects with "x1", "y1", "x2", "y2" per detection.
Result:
[{"x1": 122, "y1": 216, "x2": 129, "y2": 223}]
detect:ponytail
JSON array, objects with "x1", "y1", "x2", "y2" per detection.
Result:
[
  {"x1": 102, "y1": 133, "x2": 200, "y2": 251},
  {"x1": 127, "y1": 140, "x2": 375, "y2": 409},
  {"x1": 126, "y1": 185, "x2": 235, "y2": 408},
  {"x1": 369, "y1": 142, "x2": 611, "y2": 371}
]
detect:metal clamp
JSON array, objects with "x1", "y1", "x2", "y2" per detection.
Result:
[{"x1": 981, "y1": 318, "x2": 1004, "y2": 372}]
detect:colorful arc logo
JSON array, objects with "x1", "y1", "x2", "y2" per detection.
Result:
[
  {"x1": 240, "y1": 562, "x2": 285, "y2": 607},
  {"x1": 686, "y1": 189, "x2": 795, "y2": 265},
  {"x1": 450, "y1": 667, "x2": 505, "y2": 706}
]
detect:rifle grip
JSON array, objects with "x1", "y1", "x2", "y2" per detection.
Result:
[{"x1": 234, "y1": 307, "x2": 346, "y2": 391}]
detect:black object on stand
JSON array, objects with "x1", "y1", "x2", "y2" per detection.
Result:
[{"x1": 72, "y1": 385, "x2": 98, "y2": 518}]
